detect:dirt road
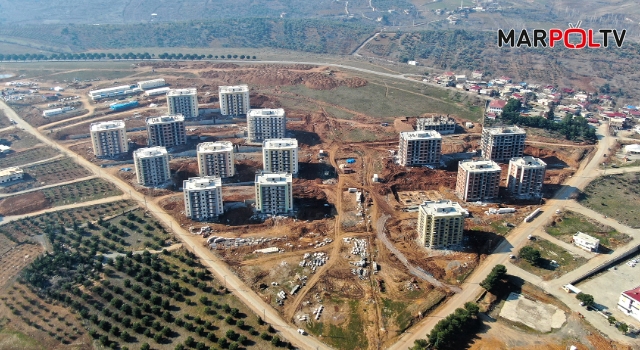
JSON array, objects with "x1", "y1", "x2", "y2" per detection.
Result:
[{"x1": 0, "y1": 101, "x2": 331, "y2": 350}]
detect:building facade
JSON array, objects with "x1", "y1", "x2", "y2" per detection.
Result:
[
  {"x1": 219, "y1": 85, "x2": 250, "y2": 116},
  {"x1": 90, "y1": 120, "x2": 128, "y2": 158},
  {"x1": 137, "y1": 78, "x2": 166, "y2": 90},
  {"x1": 455, "y1": 159, "x2": 501, "y2": 202},
  {"x1": 417, "y1": 200, "x2": 466, "y2": 249},
  {"x1": 167, "y1": 88, "x2": 198, "y2": 119},
  {"x1": 255, "y1": 172, "x2": 293, "y2": 215},
  {"x1": 416, "y1": 115, "x2": 456, "y2": 134},
  {"x1": 197, "y1": 141, "x2": 235, "y2": 178},
  {"x1": 0, "y1": 167, "x2": 23, "y2": 183},
  {"x1": 262, "y1": 138, "x2": 298, "y2": 175},
  {"x1": 133, "y1": 146, "x2": 171, "y2": 186},
  {"x1": 398, "y1": 130, "x2": 442, "y2": 167},
  {"x1": 183, "y1": 177, "x2": 224, "y2": 221},
  {"x1": 146, "y1": 115, "x2": 187, "y2": 148},
  {"x1": 572, "y1": 232, "x2": 600, "y2": 252},
  {"x1": 507, "y1": 156, "x2": 546, "y2": 199},
  {"x1": 247, "y1": 108, "x2": 286, "y2": 142},
  {"x1": 88, "y1": 85, "x2": 141, "y2": 101},
  {"x1": 618, "y1": 286, "x2": 640, "y2": 322},
  {"x1": 481, "y1": 126, "x2": 526, "y2": 162}
]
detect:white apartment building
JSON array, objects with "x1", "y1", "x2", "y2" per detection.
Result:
[
  {"x1": 255, "y1": 172, "x2": 293, "y2": 215},
  {"x1": 167, "y1": 88, "x2": 198, "y2": 119},
  {"x1": 455, "y1": 159, "x2": 501, "y2": 202},
  {"x1": 90, "y1": 120, "x2": 128, "y2": 158},
  {"x1": 0, "y1": 167, "x2": 23, "y2": 183},
  {"x1": 416, "y1": 115, "x2": 456, "y2": 134},
  {"x1": 262, "y1": 138, "x2": 298, "y2": 175},
  {"x1": 247, "y1": 108, "x2": 286, "y2": 143},
  {"x1": 398, "y1": 130, "x2": 442, "y2": 167},
  {"x1": 197, "y1": 141, "x2": 235, "y2": 178},
  {"x1": 183, "y1": 176, "x2": 224, "y2": 221},
  {"x1": 481, "y1": 126, "x2": 526, "y2": 162},
  {"x1": 507, "y1": 156, "x2": 546, "y2": 199},
  {"x1": 618, "y1": 286, "x2": 640, "y2": 322},
  {"x1": 572, "y1": 231, "x2": 600, "y2": 252},
  {"x1": 133, "y1": 146, "x2": 171, "y2": 186},
  {"x1": 219, "y1": 85, "x2": 250, "y2": 116},
  {"x1": 417, "y1": 200, "x2": 466, "y2": 249},
  {"x1": 146, "y1": 115, "x2": 187, "y2": 148}
]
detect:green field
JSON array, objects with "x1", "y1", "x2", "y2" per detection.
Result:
[
  {"x1": 578, "y1": 173, "x2": 640, "y2": 228},
  {"x1": 41, "y1": 178, "x2": 122, "y2": 206},
  {"x1": 514, "y1": 239, "x2": 588, "y2": 281},
  {"x1": 546, "y1": 211, "x2": 630, "y2": 250}
]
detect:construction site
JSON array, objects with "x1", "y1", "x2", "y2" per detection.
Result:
[{"x1": 0, "y1": 61, "x2": 597, "y2": 350}]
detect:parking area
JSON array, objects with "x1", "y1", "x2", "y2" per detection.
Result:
[{"x1": 576, "y1": 252, "x2": 640, "y2": 327}]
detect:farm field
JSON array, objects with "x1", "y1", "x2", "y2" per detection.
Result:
[
  {"x1": 0, "y1": 146, "x2": 60, "y2": 168},
  {"x1": 578, "y1": 173, "x2": 640, "y2": 228},
  {"x1": 0, "y1": 129, "x2": 41, "y2": 151},
  {"x1": 514, "y1": 239, "x2": 589, "y2": 281},
  {"x1": 0, "y1": 158, "x2": 92, "y2": 194},
  {"x1": 546, "y1": 210, "x2": 631, "y2": 251}
]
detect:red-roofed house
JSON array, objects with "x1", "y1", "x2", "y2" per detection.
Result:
[
  {"x1": 619, "y1": 286, "x2": 640, "y2": 321},
  {"x1": 487, "y1": 99, "x2": 507, "y2": 114},
  {"x1": 468, "y1": 85, "x2": 481, "y2": 92}
]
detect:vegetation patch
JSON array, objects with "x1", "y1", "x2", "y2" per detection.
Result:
[
  {"x1": 0, "y1": 147, "x2": 59, "y2": 168},
  {"x1": 514, "y1": 239, "x2": 588, "y2": 281},
  {"x1": 546, "y1": 210, "x2": 630, "y2": 251},
  {"x1": 578, "y1": 173, "x2": 640, "y2": 228},
  {"x1": 0, "y1": 158, "x2": 92, "y2": 194}
]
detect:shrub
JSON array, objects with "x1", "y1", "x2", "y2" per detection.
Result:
[{"x1": 519, "y1": 246, "x2": 541, "y2": 265}]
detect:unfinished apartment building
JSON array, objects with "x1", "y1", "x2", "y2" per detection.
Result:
[
  {"x1": 416, "y1": 115, "x2": 456, "y2": 135},
  {"x1": 183, "y1": 176, "x2": 224, "y2": 221},
  {"x1": 90, "y1": 120, "x2": 128, "y2": 158},
  {"x1": 219, "y1": 85, "x2": 250, "y2": 116},
  {"x1": 507, "y1": 156, "x2": 546, "y2": 199},
  {"x1": 481, "y1": 126, "x2": 526, "y2": 162},
  {"x1": 262, "y1": 138, "x2": 298, "y2": 175},
  {"x1": 197, "y1": 141, "x2": 235, "y2": 178},
  {"x1": 255, "y1": 172, "x2": 293, "y2": 215},
  {"x1": 133, "y1": 146, "x2": 171, "y2": 186},
  {"x1": 247, "y1": 108, "x2": 286, "y2": 143},
  {"x1": 417, "y1": 200, "x2": 466, "y2": 249},
  {"x1": 455, "y1": 159, "x2": 501, "y2": 202},
  {"x1": 398, "y1": 130, "x2": 442, "y2": 167},
  {"x1": 145, "y1": 115, "x2": 186, "y2": 148}
]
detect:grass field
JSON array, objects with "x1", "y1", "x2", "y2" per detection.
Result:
[
  {"x1": 514, "y1": 239, "x2": 589, "y2": 281},
  {"x1": 41, "y1": 178, "x2": 122, "y2": 206},
  {"x1": 578, "y1": 173, "x2": 640, "y2": 228},
  {"x1": 546, "y1": 211, "x2": 631, "y2": 250},
  {"x1": 0, "y1": 147, "x2": 60, "y2": 168},
  {"x1": 307, "y1": 300, "x2": 367, "y2": 350},
  {"x1": 0, "y1": 158, "x2": 92, "y2": 194}
]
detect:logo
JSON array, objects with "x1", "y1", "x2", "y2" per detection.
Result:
[{"x1": 497, "y1": 21, "x2": 626, "y2": 49}]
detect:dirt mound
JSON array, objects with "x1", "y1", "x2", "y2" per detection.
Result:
[
  {"x1": 0, "y1": 191, "x2": 50, "y2": 216},
  {"x1": 343, "y1": 77, "x2": 368, "y2": 88},
  {"x1": 293, "y1": 179, "x2": 327, "y2": 200},
  {"x1": 377, "y1": 160, "x2": 457, "y2": 195},
  {"x1": 251, "y1": 93, "x2": 281, "y2": 109},
  {"x1": 245, "y1": 64, "x2": 315, "y2": 70},
  {"x1": 210, "y1": 63, "x2": 240, "y2": 69},
  {"x1": 525, "y1": 145, "x2": 589, "y2": 169}
]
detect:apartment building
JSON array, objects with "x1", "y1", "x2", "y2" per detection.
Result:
[
  {"x1": 167, "y1": 88, "x2": 198, "y2": 119},
  {"x1": 398, "y1": 130, "x2": 442, "y2": 167},
  {"x1": 416, "y1": 115, "x2": 456, "y2": 134},
  {"x1": 145, "y1": 114, "x2": 186, "y2": 148},
  {"x1": 455, "y1": 159, "x2": 501, "y2": 202},
  {"x1": 219, "y1": 85, "x2": 250, "y2": 116},
  {"x1": 507, "y1": 156, "x2": 546, "y2": 199},
  {"x1": 133, "y1": 146, "x2": 171, "y2": 186},
  {"x1": 247, "y1": 108, "x2": 286, "y2": 143},
  {"x1": 481, "y1": 126, "x2": 526, "y2": 162},
  {"x1": 90, "y1": 120, "x2": 128, "y2": 158},
  {"x1": 417, "y1": 200, "x2": 466, "y2": 249},
  {"x1": 197, "y1": 141, "x2": 235, "y2": 178},
  {"x1": 262, "y1": 138, "x2": 298, "y2": 175},
  {"x1": 183, "y1": 176, "x2": 224, "y2": 221},
  {"x1": 255, "y1": 172, "x2": 293, "y2": 215},
  {"x1": 618, "y1": 286, "x2": 640, "y2": 322}
]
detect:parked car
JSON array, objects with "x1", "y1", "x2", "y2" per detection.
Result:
[{"x1": 297, "y1": 329, "x2": 306, "y2": 335}]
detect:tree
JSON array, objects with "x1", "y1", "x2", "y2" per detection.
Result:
[
  {"x1": 140, "y1": 343, "x2": 150, "y2": 350},
  {"x1": 271, "y1": 335, "x2": 280, "y2": 347},
  {"x1": 480, "y1": 264, "x2": 507, "y2": 291},
  {"x1": 619, "y1": 322, "x2": 629, "y2": 334},
  {"x1": 519, "y1": 246, "x2": 541, "y2": 266},
  {"x1": 217, "y1": 337, "x2": 228, "y2": 348},
  {"x1": 608, "y1": 315, "x2": 617, "y2": 325},
  {"x1": 185, "y1": 336, "x2": 195, "y2": 347},
  {"x1": 576, "y1": 293, "x2": 594, "y2": 307}
]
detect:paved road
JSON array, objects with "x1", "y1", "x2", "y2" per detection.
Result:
[
  {"x1": 0, "y1": 175, "x2": 97, "y2": 199},
  {"x1": 0, "y1": 101, "x2": 330, "y2": 350},
  {"x1": 389, "y1": 123, "x2": 614, "y2": 349}
]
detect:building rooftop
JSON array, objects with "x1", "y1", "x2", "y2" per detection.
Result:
[
  {"x1": 134, "y1": 146, "x2": 168, "y2": 158},
  {"x1": 623, "y1": 286, "x2": 640, "y2": 303},
  {"x1": 89, "y1": 85, "x2": 136, "y2": 94},
  {"x1": 400, "y1": 130, "x2": 442, "y2": 140},
  {"x1": 248, "y1": 108, "x2": 285, "y2": 117},
  {"x1": 167, "y1": 88, "x2": 197, "y2": 97},
  {"x1": 198, "y1": 141, "x2": 234, "y2": 153},
  {"x1": 419, "y1": 200, "x2": 466, "y2": 217},
  {"x1": 263, "y1": 138, "x2": 298, "y2": 149},
  {"x1": 0, "y1": 167, "x2": 22, "y2": 177},
  {"x1": 574, "y1": 231, "x2": 599, "y2": 244},
  {"x1": 488, "y1": 99, "x2": 508, "y2": 108},
  {"x1": 137, "y1": 78, "x2": 165, "y2": 85},
  {"x1": 219, "y1": 85, "x2": 249, "y2": 93},
  {"x1": 184, "y1": 176, "x2": 222, "y2": 190},
  {"x1": 483, "y1": 125, "x2": 526, "y2": 135},
  {"x1": 459, "y1": 159, "x2": 501, "y2": 172},
  {"x1": 510, "y1": 156, "x2": 547, "y2": 168},
  {"x1": 418, "y1": 115, "x2": 456, "y2": 126},
  {"x1": 255, "y1": 172, "x2": 292, "y2": 185},
  {"x1": 146, "y1": 114, "x2": 185, "y2": 125},
  {"x1": 90, "y1": 120, "x2": 126, "y2": 132}
]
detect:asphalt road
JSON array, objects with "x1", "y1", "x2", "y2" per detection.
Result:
[{"x1": 0, "y1": 101, "x2": 331, "y2": 350}]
